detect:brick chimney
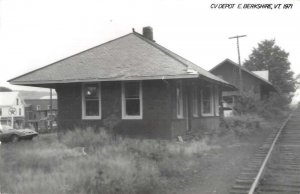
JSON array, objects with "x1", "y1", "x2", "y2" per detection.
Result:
[{"x1": 142, "y1": 26, "x2": 153, "y2": 41}]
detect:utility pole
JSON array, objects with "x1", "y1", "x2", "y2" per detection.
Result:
[{"x1": 229, "y1": 35, "x2": 246, "y2": 93}]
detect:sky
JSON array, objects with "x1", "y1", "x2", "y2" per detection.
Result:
[{"x1": 0, "y1": 0, "x2": 299, "y2": 92}]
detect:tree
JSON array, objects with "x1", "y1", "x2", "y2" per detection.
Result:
[
  {"x1": 244, "y1": 39, "x2": 296, "y2": 96},
  {"x1": 0, "y1": 86, "x2": 12, "y2": 92}
]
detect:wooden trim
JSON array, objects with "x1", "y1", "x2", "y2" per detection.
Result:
[
  {"x1": 176, "y1": 80, "x2": 184, "y2": 119},
  {"x1": 192, "y1": 85, "x2": 199, "y2": 117},
  {"x1": 201, "y1": 85, "x2": 214, "y2": 117},
  {"x1": 121, "y1": 81, "x2": 143, "y2": 120},
  {"x1": 215, "y1": 86, "x2": 220, "y2": 116},
  {"x1": 81, "y1": 83, "x2": 102, "y2": 120}
]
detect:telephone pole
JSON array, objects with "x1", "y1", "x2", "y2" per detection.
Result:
[{"x1": 229, "y1": 35, "x2": 246, "y2": 93}]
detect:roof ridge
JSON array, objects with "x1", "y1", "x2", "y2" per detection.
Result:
[
  {"x1": 133, "y1": 33, "x2": 236, "y2": 87},
  {"x1": 133, "y1": 32, "x2": 189, "y2": 68},
  {"x1": 227, "y1": 59, "x2": 273, "y2": 84},
  {"x1": 8, "y1": 33, "x2": 134, "y2": 83},
  {"x1": 211, "y1": 58, "x2": 277, "y2": 91}
]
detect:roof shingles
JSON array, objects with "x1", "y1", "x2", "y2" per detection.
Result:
[{"x1": 9, "y1": 32, "x2": 234, "y2": 90}]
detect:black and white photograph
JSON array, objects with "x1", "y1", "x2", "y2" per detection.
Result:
[{"x1": 0, "y1": 0, "x2": 299, "y2": 193}]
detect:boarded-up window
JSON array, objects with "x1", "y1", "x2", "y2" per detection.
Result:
[
  {"x1": 176, "y1": 80, "x2": 183, "y2": 118},
  {"x1": 122, "y1": 81, "x2": 142, "y2": 119},
  {"x1": 201, "y1": 86, "x2": 214, "y2": 116},
  {"x1": 82, "y1": 83, "x2": 101, "y2": 119}
]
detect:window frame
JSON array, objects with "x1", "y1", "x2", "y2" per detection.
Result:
[
  {"x1": 121, "y1": 81, "x2": 143, "y2": 120},
  {"x1": 36, "y1": 105, "x2": 41, "y2": 111},
  {"x1": 176, "y1": 80, "x2": 184, "y2": 119},
  {"x1": 81, "y1": 83, "x2": 102, "y2": 120},
  {"x1": 201, "y1": 85, "x2": 214, "y2": 117},
  {"x1": 192, "y1": 85, "x2": 199, "y2": 117}
]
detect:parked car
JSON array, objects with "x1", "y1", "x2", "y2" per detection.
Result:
[{"x1": 0, "y1": 125, "x2": 38, "y2": 143}]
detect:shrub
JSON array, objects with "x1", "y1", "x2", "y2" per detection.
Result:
[
  {"x1": 222, "y1": 114, "x2": 263, "y2": 137},
  {"x1": 234, "y1": 92, "x2": 289, "y2": 119}
]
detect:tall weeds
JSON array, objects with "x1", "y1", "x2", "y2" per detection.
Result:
[{"x1": 0, "y1": 129, "x2": 214, "y2": 194}]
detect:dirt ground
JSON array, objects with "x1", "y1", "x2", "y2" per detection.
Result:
[{"x1": 173, "y1": 129, "x2": 275, "y2": 194}]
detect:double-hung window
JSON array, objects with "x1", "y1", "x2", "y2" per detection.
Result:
[
  {"x1": 122, "y1": 81, "x2": 142, "y2": 119},
  {"x1": 176, "y1": 80, "x2": 183, "y2": 118},
  {"x1": 201, "y1": 86, "x2": 214, "y2": 116},
  {"x1": 82, "y1": 83, "x2": 101, "y2": 120}
]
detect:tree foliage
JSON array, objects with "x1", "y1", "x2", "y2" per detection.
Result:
[
  {"x1": 0, "y1": 86, "x2": 12, "y2": 92},
  {"x1": 243, "y1": 39, "x2": 296, "y2": 95}
]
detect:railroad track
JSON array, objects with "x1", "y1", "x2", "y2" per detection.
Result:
[{"x1": 230, "y1": 110, "x2": 300, "y2": 194}]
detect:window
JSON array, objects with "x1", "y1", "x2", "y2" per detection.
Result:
[
  {"x1": 201, "y1": 86, "x2": 214, "y2": 116},
  {"x1": 47, "y1": 105, "x2": 51, "y2": 110},
  {"x1": 82, "y1": 83, "x2": 101, "y2": 120},
  {"x1": 223, "y1": 96, "x2": 233, "y2": 104},
  {"x1": 214, "y1": 86, "x2": 220, "y2": 116},
  {"x1": 16, "y1": 98, "x2": 19, "y2": 105},
  {"x1": 122, "y1": 81, "x2": 142, "y2": 119},
  {"x1": 192, "y1": 85, "x2": 199, "y2": 117},
  {"x1": 19, "y1": 108, "x2": 21, "y2": 116},
  {"x1": 0, "y1": 108, "x2": 2, "y2": 116},
  {"x1": 36, "y1": 105, "x2": 41, "y2": 111},
  {"x1": 176, "y1": 80, "x2": 183, "y2": 118}
]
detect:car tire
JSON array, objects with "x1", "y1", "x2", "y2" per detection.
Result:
[{"x1": 11, "y1": 135, "x2": 19, "y2": 143}]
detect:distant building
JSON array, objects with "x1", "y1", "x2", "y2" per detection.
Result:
[
  {"x1": 0, "y1": 92, "x2": 26, "y2": 127},
  {"x1": 210, "y1": 59, "x2": 278, "y2": 116},
  {"x1": 24, "y1": 97, "x2": 57, "y2": 131}
]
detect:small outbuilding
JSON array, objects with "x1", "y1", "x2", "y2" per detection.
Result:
[
  {"x1": 210, "y1": 59, "x2": 277, "y2": 116},
  {"x1": 9, "y1": 27, "x2": 236, "y2": 139}
]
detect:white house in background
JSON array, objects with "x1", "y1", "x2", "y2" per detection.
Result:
[{"x1": 0, "y1": 92, "x2": 26, "y2": 127}]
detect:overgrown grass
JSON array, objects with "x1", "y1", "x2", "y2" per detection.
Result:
[{"x1": 0, "y1": 130, "x2": 215, "y2": 194}]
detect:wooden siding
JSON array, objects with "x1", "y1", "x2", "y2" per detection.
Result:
[
  {"x1": 55, "y1": 79, "x2": 221, "y2": 139},
  {"x1": 211, "y1": 62, "x2": 264, "y2": 100}
]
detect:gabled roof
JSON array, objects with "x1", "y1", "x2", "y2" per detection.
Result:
[
  {"x1": 210, "y1": 58, "x2": 277, "y2": 92},
  {"x1": 8, "y1": 32, "x2": 235, "y2": 90},
  {"x1": 0, "y1": 92, "x2": 25, "y2": 107}
]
